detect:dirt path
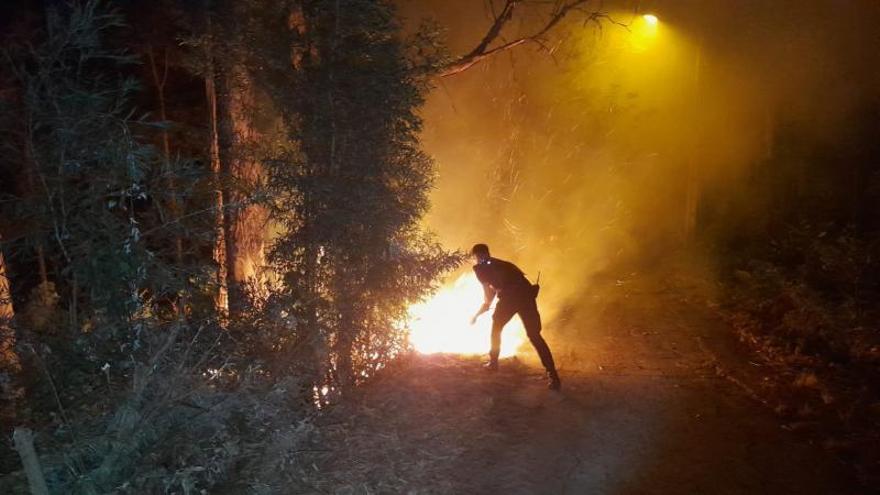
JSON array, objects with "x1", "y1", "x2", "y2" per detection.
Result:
[{"x1": 309, "y1": 289, "x2": 862, "y2": 494}]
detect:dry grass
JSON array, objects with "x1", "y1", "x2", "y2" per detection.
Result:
[{"x1": 290, "y1": 354, "x2": 542, "y2": 494}]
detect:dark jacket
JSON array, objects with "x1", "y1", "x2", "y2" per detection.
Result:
[{"x1": 473, "y1": 257, "x2": 532, "y2": 300}]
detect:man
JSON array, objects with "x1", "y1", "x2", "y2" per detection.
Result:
[{"x1": 470, "y1": 243, "x2": 561, "y2": 390}]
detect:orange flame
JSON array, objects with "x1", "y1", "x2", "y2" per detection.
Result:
[{"x1": 407, "y1": 273, "x2": 526, "y2": 357}]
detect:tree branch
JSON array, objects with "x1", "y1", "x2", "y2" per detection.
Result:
[{"x1": 437, "y1": 0, "x2": 604, "y2": 77}]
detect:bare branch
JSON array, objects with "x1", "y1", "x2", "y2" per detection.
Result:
[{"x1": 437, "y1": 0, "x2": 604, "y2": 77}]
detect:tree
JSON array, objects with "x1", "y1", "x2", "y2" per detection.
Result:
[
  {"x1": 207, "y1": 0, "x2": 271, "y2": 316},
  {"x1": 256, "y1": 0, "x2": 459, "y2": 391},
  {"x1": 0, "y1": 233, "x2": 18, "y2": 379},
  {"x1": 0, "y1": 4, "x2": 237, "y2": 490},
  {"x1": 203, "y1": 33, "x2": 230, "y2": 316},
  {"x1": 1, "y1": 1, "x2": 162, "y2": 329},
  {"x1": 176, "y1": 0, "x2": 231, "y2": 316},
  {"x1": 437, "y1": 0, "x2": 607, "y2": 77}
]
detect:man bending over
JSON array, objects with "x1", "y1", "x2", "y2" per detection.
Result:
[{"x1": 470, "y1": 243, "x2": 561, "y2": 390}]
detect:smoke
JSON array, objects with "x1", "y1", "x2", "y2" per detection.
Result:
[{"x1": 399, "y1": 0, "x2": 880, "y2": 356}]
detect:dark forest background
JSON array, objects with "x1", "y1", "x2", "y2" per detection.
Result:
[{"x1": 0, "y1": 1, "x2": 459, "y2": 491}]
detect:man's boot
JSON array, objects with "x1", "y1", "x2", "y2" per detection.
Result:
[
  {"x1": 484, "y1": 354, "x2": 499, "y2": 371},
  {"x1": 547, "y1": 369, "x2": 561, "y2": 390}
]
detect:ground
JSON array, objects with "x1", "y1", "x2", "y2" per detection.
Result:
[{"x1": 303, "y1": 279, "x2": 863, "y2": 494}]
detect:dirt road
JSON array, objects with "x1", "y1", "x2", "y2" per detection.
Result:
[{"x1": 309, "y1": 288, "x2": 861, "y2": 494}]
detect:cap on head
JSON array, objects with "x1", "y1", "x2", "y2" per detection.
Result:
[{"x1": 471, "y1": 243, "x2": 490, "y2": 257}]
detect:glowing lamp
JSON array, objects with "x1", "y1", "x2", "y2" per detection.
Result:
[{"x1": 643, "y1": 14, "x2": 659, "y2": 26}]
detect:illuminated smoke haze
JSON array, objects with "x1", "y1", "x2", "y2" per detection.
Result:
[{"x1": 398, "y1": 0, "x2": 880, "y2": 360}]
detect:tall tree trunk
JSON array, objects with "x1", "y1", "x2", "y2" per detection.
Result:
[
  {"x1": 147, "y1": 46, "x2": 184, "y2": 268},
  {"x1": 24, "y1": 117, "x2": 49, "y2": 288},
  {"x1": 147, "y1": 46, "x2": 187, "y2": 318},
  {"x1": 0, "y1": 234, "x2": 20, "y2": 375},
  {"x1": 217, "y1": 62, "x2": 267, "y2": 314},
  {"x1": 203, "y1": 16, "x2": 229, "y2": 317},
  {"x1": 328, "y1": 0, "x2": 354, "y2": 390}
]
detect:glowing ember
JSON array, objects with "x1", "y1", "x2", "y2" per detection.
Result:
[{"x1": 407, "y1": 273, "x2": 526, "y2": 357}]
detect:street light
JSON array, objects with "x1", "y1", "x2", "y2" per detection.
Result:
[{"x1": 629, "y1": 13, "x2": 659, "y2": 52}]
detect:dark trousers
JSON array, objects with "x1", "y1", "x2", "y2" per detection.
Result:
[{"x1": 490, "y1": 292, "x2": 557, "y2": 373}]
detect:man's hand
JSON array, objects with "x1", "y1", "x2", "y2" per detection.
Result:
[{"x1": 470, "y1": 303, "x2": 491, "y2": 325}]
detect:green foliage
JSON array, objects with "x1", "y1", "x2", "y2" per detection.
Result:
[
  {"x1": 2, "y1": 1, "x2": 161, "y2": 326},
  {"x1": 721, "y1": 223, "x2": 880, "y2": 363},
  {"x1": 0, "y1": 3, "x2": 239, "y2": 492},
  {"x1": 260, "y1": 0, "x2": 460, "y2": 390},
  {"x1": 707, "y1": 104, "x2": 880, "y2": 369},
  {"x1": 0, "y1": 0, "x2": 462, "y2": 491}
]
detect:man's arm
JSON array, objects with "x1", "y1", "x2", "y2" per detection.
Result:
[{"x1": 470, "y1": 282, "x2": 496, "y2": 325}]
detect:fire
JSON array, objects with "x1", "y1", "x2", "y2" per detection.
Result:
[{"x1": 407, "y1": 273, "x2": 527, "y2": 357}]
